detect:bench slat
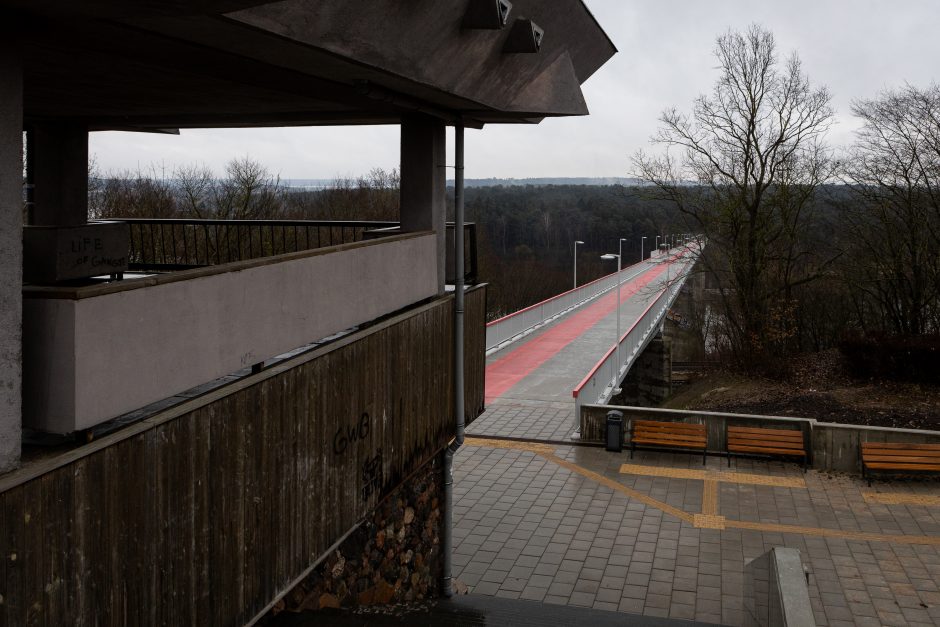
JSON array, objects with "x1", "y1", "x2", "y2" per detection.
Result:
[
  {"x1": 728, "y1": 444, "x2": 805, "y2": 457},
  {"x1": 635, "y1": 420, "x2": 705, "y2": 432},
  {"x1": 863, "y1": 450, "x2": 940, "y2": 459},
  {"x1": 728, "y1": 426, "x2": 804, "y2": 439},
  {"x1": 862, "y1": 442, "x2": 940, "y2": 451},
  {"x1": 729, "y1": 434, "x2": 804, "y2": 445},
  {"x1": 632, "y1": 437, "x2": 705, "y2": 450},
  {"x1": 634, "y1": 434, "x2": 706, "y2": 445},
  {"x1": 728, "y1": 433, "x2": 803, "y2": 446},
  {"x1": 864, "y1": 463, "x2": 940, "y2": 471},
  {"x1": 728, "y1": 439, "x2": 804, "y2": 451},
  {"x1": 864, "y1": 454, "x2": 940, "y2": 463}
]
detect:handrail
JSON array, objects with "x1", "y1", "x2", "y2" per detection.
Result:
[
  {"x1": 572, "y1": 290, "x2": 665, "y2": 395},
  {"x1": 485, "y1": 259, "x2": 649, "y2": 353},
  {"x1": 487, "y1": 257, "x2": 646, "y2": 327},
  {"x1": 571, "y1": 248, "x2": 699, "y2": 426},
  {"x1": 95, "y1": 218, "x2": 478, "y2": 284}
]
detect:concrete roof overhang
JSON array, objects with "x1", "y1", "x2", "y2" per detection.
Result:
[{"x1": 2, "y1": 0, "x2": 616, "y2": 129}]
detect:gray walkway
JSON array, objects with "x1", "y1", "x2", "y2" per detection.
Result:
[{"x1": 451, "y1": 441, "x2": 940, "y2": 626}]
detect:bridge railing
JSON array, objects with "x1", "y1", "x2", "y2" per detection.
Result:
[
  {"x1": 572, "y1": 249, "x2": 698, "y2": 423},
  {"x1": 485, "y1": 259, "x2": 648, "y2": 353}
]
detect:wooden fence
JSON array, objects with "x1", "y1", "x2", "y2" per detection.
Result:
[{"x1": 0, "y1": 286, "x2": 485, "y2": 626}]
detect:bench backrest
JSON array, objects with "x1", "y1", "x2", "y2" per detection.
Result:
[
  {"x1": 728, "y1": 426, "x2": 804, "y2": 451},
  {"x1": 633, "y1": 420, "x2": 705, "y2": 437},
  {"x1": 861, "y1": 442, "x2": 940, "y2": 465}
]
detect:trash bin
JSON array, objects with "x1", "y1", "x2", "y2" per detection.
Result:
[{"x1": 605, "y1": 410, "x2": 624, "y2": 452}]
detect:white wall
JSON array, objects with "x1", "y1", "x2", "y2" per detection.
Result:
[{"x1": 23, "y1": 234, "x2": 438, "y2": 433}]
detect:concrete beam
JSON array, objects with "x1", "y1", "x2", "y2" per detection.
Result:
[
  {"x1": 29, "y1": 122, "x2": 88, "y2": 226},
  {"x1": 400, "y1": 115, "x2": 446, "y2": 293},
  {"x1": 0, "y1": 40, "x2": 23, "y2": 472}
]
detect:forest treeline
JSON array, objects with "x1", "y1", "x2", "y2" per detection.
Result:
[{"x1": 86, "y1": 27, "x2": 940, "y2": 380}]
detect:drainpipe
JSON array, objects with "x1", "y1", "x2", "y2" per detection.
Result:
[{"x1": 442, "y1": 123, "x2": 465, "y2": 598}]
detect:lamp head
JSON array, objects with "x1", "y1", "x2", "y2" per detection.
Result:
[{"x1": 600, "y1": 254, "x2": 618, "y2": 261}]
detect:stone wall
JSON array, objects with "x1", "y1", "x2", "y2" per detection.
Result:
[{"x1": 272, "y1": 455, "x2": 443, "y2": 616}]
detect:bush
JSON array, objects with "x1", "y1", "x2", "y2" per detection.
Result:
[{"x1": 839, "y1": 334, "x2": 940, "y2": 384}]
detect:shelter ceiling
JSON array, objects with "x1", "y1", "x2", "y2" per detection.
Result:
[{"x1": 6, "y1": 0, "x2": 615, "y2": 128}]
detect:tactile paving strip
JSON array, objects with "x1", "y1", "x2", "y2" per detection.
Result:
[
  {"x1": 619, "y1": 463, "x2": 805, "y2": 488},
  {"x1": 862, "y1": 491, "x2": 940, "y2": 507}
]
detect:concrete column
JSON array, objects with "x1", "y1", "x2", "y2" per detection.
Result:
[
  {"x1": 29, "y1": 122, "x2": 88, "y2": 226},
  {"x1": 0, "y1": 40, "x2": 23, "y2": 472},
  {"x1": 400, "y1": 114, "x2": 446, "y2": 293}
]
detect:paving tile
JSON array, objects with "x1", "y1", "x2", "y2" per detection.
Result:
[{"x1": 453, "y1": 430, "x2": 940, "y2": 627}]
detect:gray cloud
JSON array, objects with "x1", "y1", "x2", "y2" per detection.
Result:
[{"x1": 90, "y1": 0, "x2": 940, "y2": 179}]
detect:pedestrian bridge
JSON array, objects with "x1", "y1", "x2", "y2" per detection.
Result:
[{"x1": 476, "y1": 243, "x2": 700, "y2": 440}]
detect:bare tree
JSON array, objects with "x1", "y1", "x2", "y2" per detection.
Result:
[
  {"x1": 213, "y1": 156, "x2": 283, "y2": 220},
  {"x1": 842, "y1": 84, "x2": 940, "y2": 334},
  {"x1": 633, "y1": 25, "x2": 836, "y2": 367},
  {"x1": 175, "y1": 163, "x2": 214, "y2": 218}
]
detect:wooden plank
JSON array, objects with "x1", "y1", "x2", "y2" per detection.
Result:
[
  {"x1": 729, "y1": 445, "x2": 805, "y2": 456},
  {"x1": 633, "y1": 437, "x2": 706, "y2": 449},
  {"x1": 864, "y1": 450, "x2": 940, "y2": 459},
  {"x1": 728, "y1": 430, "x2": 803, "y2": 439},
  {"x1": 865, "y1": 455, "x2": 940, "y2": 464},
  {"x1": 729, "y1": 437, "x2": 803, "y2": 448},
  {"x1": 728, "y1": 437, "x2": 804, "y2": 449},
  {"x1": 728, "y1": 426, "x2": 803, "y2": 436},
  {"x1": 634, "y1": 430, "x2": 706, "y2": 442},
  {"x1": 635, "y1": 420, "x2": 705, "y2": 432},
  {"x1": 865, "y1": 463, "x2": 940, "y2": 470},
  {"x1": 862, "y1": 442, "x2": 940, "y2": 451}
]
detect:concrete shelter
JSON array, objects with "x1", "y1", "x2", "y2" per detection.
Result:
[
  {"x1": 1, "y1": 0, "x2": 615, "y2": 463},
  {"x1": 0, "y1": 1, "x2": 614, "y2": 624}
]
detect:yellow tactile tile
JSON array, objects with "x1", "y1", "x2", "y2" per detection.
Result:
[
  {"x1": 547, "y1": 453, "x2": 694, "y2": 524},
  {"x1": 619, "y1": 463, "x2": 805, "y2": 488},
  {"x1": 693, "y1": 514, "x2": 727, "y2": 530},
  {"x1": 464, "y1": 437, "x2": 556, "y2": 456},
  {"x1": 726, "y1": 519, "x2": 940, "y2": 546},
  {"x1": 702, "y1": 480, "x2": 719, "y2": 516},
  {"x1": 862, "y1": 492, "x2": 940, "y2": 507}
]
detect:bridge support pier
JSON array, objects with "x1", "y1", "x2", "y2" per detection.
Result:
[{"x1": 612, "y1": 333, "x2": 672, "y2": 407}]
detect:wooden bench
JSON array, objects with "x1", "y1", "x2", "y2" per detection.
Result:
[
  {"x1": 630, "y1": 420, "x2": 707, "y2": 465},
  {"x1": 726, "y1": 426, "x2": 807, "y2": 471},
  {"x1": 861, "y1": 442, "x2": 940, "y2": 486}
]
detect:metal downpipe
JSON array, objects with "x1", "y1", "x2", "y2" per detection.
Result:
[{"x1": 442, "y1": 124, "x2": 465, "y2": 598}]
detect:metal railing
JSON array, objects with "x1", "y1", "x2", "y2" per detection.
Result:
[
  {"x1": 114, "y1": 218, "x2": 394, "y2": 270},
  {"x1": 572, "y1": 249, "x2": 699, "y2": 421},
  {"x1": 99, "y1": 218, "x2": 478, "y2": 283},
  {"x1": 485, "y1": 259, "x2": 650, "y2": 354}
]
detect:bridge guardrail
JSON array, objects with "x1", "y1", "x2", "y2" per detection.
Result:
[
  {"x1": 572, "y1": 249, "x2": 698, "y2": 426},
  {"x1": 485, "y1": 260, "x2": 648, "y2": 354}
]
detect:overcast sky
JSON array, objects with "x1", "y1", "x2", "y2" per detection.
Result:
[{"x1": 89, "y1": 0, "x2": 940, "y2": 180}]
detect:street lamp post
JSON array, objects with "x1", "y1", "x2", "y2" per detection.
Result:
[
  {"x1": 601, "y1": 253, "x2": 622, "y2": 379},
  {"x1": 654, "y1": 235, "x2": 660, "y2": 258},
  {"x1": 641, "y1": 236, "x2": 647, "y2": 262},
  {"x1": 573, "y1": 240, "x2": 584, "y2": 289}
]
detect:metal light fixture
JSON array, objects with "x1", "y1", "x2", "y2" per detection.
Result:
[
  {"x1": 504, "y1": 18, "x2": 544, "y2": 53},
  {"x1": 601, "y1": 253, "x2": 623, "y2": 385},
  {"x1": 573, "y1": 240, "x2": 584, "y2": 289}
]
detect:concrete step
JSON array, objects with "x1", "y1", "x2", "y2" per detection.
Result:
[{"x1": 273, "y1": 594, "x2": 727, "y2": 626}]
